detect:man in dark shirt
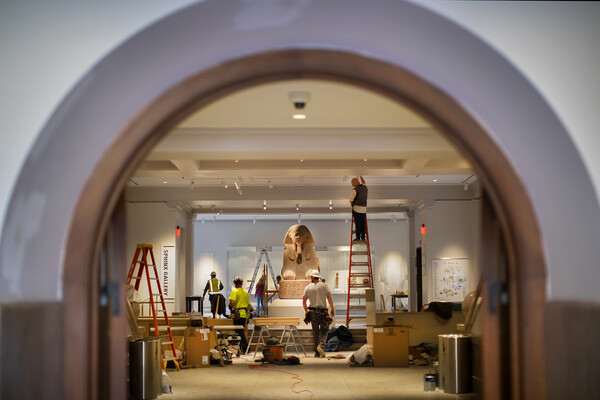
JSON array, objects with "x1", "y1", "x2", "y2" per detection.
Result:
[{"x1": 349, "y1": 176, "x2": 368, "y2": 242}]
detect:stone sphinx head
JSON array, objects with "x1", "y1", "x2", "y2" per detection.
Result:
[{"x1": 281, "y1": 224, "x2": 320, "y2": 280}]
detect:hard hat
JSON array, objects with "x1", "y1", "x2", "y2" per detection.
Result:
[
  {"x1": 210, "y1": 271, "x2": 216, "y2": 277},
  {"x1": 310, "y1": 270, "x2": 321, "y2": 278}
]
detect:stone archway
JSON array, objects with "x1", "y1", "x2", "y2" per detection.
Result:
[{"x1": 4, "y1": 1, "x2": 597, "y2": 399}]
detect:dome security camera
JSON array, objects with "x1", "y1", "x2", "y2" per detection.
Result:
[{"x1": 289, "y1": 91, "x2": 311, "y2": 110}]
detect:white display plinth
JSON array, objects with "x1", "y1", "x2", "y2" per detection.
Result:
[{"x1": 267, "y1": 299, "x2": 311, "y2": 330}]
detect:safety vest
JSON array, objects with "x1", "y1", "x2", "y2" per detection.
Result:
[
  {"x1": 352, "y1": 184, "x2": 368, "y2": 207},
  {"x1": 207, "y1": 278, "x2": 221, "y2": 294},
  {"x1": 228, "y1": 287, "x2": 251, "y2": 319}
]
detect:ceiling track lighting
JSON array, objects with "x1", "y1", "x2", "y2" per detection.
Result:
[
  {"x1": 268, "y1": 180, "x2": 273, "y2": 189},
  {"x1": 234, "y1": 181, "x2": 242, "y2": 195},
  {"x1": 329, "y1": 200, "x2": 333, "y2": 210},
  {"x1": 263, "y1": 200, "x2": 267, "y2": 211},
  {"x1": 296, "y1": 203, "x2": 300, "y2": 211}
]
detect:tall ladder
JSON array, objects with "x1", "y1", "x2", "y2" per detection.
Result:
[
  {"x1": 346, "y1": 215, "x2": 374, "y2": 326},
  {"x1": 248, "y1": 247, "x2": 278, "y2": 294},
  {"x1": 126, "y1": 244, "x2": 180, "y2": 371}
]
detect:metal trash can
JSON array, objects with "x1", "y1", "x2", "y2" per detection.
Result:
[
  {"x1": 129, "y1": 337, "x2": 162, "y2": 400},
  {"x1": 439, "y1": 334, "x2": 471, "y2": 394}
]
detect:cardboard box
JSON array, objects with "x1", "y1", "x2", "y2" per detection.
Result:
[
  {"x1": 185, "y1": 328, "x2": 211, "y2": 368},
  {"x1": 370, "y1": 325, "x2": 409, "y2": 367}
]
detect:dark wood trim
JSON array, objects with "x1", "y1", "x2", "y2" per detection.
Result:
[
  {"x1": 62, "y1": 49, "x2": 547, "y2": 398},
  {"x1": 0, "y1": 303, "x2": 64, "y2": 400},
  {"x1": 545, "y1": 301, "x2": 600, "y2": 400}
]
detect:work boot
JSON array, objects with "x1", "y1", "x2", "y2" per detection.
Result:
[
  {"x1": 317, "y1": 345, "x2": 325, "y2": 358},
  {"x1": 314, "y1": 351, "x2": 320, "y2": 358}
]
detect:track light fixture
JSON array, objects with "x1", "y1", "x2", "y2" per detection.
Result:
[
  {"x1": 263, "y1": 200, "x2": 267, "y2": 211},
  {"x1": 234, "y1": 181, "x2": 242, "y2": 195},
  {"x1": 268, "y1": 180, "x2": 273, "y2": 189},
  {"x1": 329, "y1": 200, "x2": 333, "y2": 210}
]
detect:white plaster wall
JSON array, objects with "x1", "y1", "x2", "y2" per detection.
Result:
[
  {"x1": 126, "y1": 203, "x2": 188, "y2": 314},
  {"x1": 0, "y1": 1, "x2": 598, "y2": 303},
  {"x1": 193, "y1": 218, "x2": 410, "y2": 311},
  {"x1": 414, "y1": 200, "x2": 481, "y2": 305},
  {"x1": 0, "y1": 0, "x2": 197, "y2": 248},
  {"x1": 410, "y1": 0, "x2": 600, "y2": 202}
]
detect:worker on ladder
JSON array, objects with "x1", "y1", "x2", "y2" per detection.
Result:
[
  {"x1": 202, "y1": 271, "x2": 227, "y2": 318},
  {"x1": 349, "y1": 176, "x2": 368, "y2": 242}
]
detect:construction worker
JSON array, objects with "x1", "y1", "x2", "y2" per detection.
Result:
[
  {"x1": 229, "y1": 276, "x2": 253, "y2": 353},
  {"x1": 349, "y1": 175, "x2": 368, "y2": 242},
  {"x1": 302, "y1": 270, "x2": 335, "y2": 357},
  {"x1": 202, "y1": 271, "x2": 226, "y2": 318}
]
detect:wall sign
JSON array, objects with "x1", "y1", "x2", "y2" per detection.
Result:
[
  {"x1": 161, "y1": 244, "x2": 175, "y2": 301},
  {"x1": 432, "y1": 258, "x2": 468, "y2": 302}
]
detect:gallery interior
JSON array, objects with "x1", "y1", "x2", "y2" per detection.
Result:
[
  {"x1": 2, "y1": 2, "x2": 599, "y2": 400},
  {"x1": 124, "y1": 76, "x2": 484, "y2": 399}
]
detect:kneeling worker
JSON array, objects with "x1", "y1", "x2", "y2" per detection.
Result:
[
  {"x1": 229, "y1": 276, "x2": 253, "y2": 353},
  {"x1": 302, "y1": 270, "x2": 335, "y2": 357}
]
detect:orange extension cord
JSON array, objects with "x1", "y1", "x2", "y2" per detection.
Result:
[{"x1": 248, "y1": 364, "x2": 314, "y2": 399}]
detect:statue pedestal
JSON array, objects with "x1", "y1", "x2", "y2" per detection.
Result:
[
  {"x1": 268, "y1": 299, "x2": 310, "y2": 330},
  {"x1": 278, "y1": 280, "x2": 310, "y2": 299}
]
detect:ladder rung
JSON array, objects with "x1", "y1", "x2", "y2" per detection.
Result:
[
  {"x1": 162, "y1": 341, "x2": 173, "y2": 345},
  {"x1": 352, "y1": 251, "x2": 368, "y2": 256},
  {"x1": 350, "y1": 272, "x2": 371, "y2": 277},
  {"x1": 151, "y1": 326, "x2": 169, "y2": 331},
  {"x1": 349, "y1": 305, "x2": 366, "y2": 310},
  {"x1": 163, "y1": 356, "x2": 179, "y2": 361},
  {"x1": 129, "y1": 277, "x2": 141, "y2": 280},
  {"x1": 350, "y1": 284, "x2": 372, "y2": 288},
  {"x1": 351, "y1": 262, "x2": 370, "y2": 266}
]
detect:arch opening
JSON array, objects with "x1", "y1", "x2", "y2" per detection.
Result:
[{"x1": 63, "y1": 49, "x2": 545, "y2": 398}]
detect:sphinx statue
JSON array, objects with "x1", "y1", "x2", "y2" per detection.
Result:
[{"x1": 279, "y1": 224, "x2": 320, "y2": 298}]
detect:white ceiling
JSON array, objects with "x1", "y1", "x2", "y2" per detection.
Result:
[{"x1": 127, "y1": 79, "x2": 478, "y2": 216}]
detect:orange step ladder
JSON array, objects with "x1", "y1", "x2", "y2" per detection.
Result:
[
  {"x1": 346, "y1": 215, "x2": 374, "y2": 327},
  {"x1": 126, "y1": 244, "x2": 181, "y2": 370}
]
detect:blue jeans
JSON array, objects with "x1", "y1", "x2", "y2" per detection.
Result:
[{"x1": 256, "y1": 295, "x2": 264, "y2": 312}]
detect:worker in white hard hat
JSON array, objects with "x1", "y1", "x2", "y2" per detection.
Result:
[
  {"x1": 202, "y1": 271, "x2": 225, "y2": 318},
  {"x1": 302, "y1": 269, "x2": 335, "y2": 357}
]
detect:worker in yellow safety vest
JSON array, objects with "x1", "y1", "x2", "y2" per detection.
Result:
[
  {"x1": 229, "y1": 276, "x2": 253, "y2": 353},
  {"x1": 202, "y1": 271, "x2": 225, "y2": 318}
]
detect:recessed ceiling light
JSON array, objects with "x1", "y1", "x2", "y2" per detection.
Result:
[
  {"x1": 433, "y1": 179, "x2": 438, "y2": 182},
  {"x1": 293, "y1": 114, "x2": 306, "y2": 120},
  {"x1": 162, "y1": 181, "x2": 168, "y2": 184}
]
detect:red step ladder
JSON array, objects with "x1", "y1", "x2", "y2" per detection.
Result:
[
  {"x1": 346, "y1": 215, "x2": 374, "y2": 326},
  {"x1": 126, "y1": 244, "x2": 180, "y2": 370}
]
